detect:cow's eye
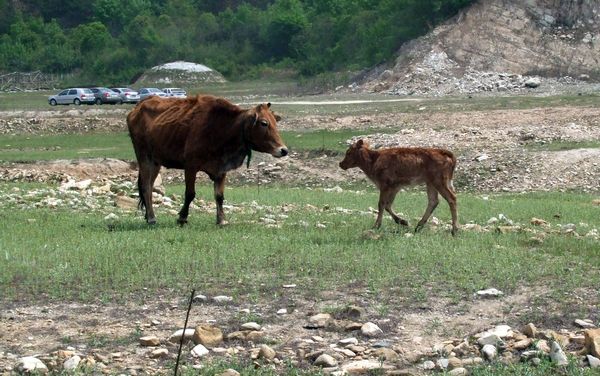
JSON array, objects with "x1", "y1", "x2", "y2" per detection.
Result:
[{"x1": 259, "y1": 119, "x2": 269, "y2": 127}]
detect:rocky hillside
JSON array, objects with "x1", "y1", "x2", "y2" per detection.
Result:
[{"x1": 361, "y1": 0, "x2": 600, "y2": 96}]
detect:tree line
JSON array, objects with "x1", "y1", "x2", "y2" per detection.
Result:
[{"x1": 0, "y1": 0, "x2": 475, "y2": 85}]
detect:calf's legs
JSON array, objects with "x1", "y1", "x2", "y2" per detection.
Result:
[
  {"x1": 374, "y1": 187, "x2": 408, "y2": 228},
  {"x1": 213, "y1": 173, "x2": 227, "y2": 225}
]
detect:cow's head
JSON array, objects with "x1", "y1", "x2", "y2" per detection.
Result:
[
  {"x1": 339, "y1": 139, "x2": 369, "y2": 170},
  {"x1": 245, "y1": 103, "x2": 288, "y2": 158}
]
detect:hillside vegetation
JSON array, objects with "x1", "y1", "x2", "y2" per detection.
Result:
[{"x1": 0, "y1": 0, "x2": 474, "y2": 84}]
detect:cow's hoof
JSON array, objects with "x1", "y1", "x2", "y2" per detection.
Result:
[
  {"x1": 397, "y1": 219, "x2": 409, "y2": 226},
  {"x1": 177, "y1": 218, "x2": 188, "y2": 226},
  {"x1": 147, "y1": 218, "x2": 157, "y2": 225},
  {"x1": 217, "y1": 220, "x2": 229, "y2": 227}
]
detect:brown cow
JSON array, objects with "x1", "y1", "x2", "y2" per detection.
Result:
[
  {"x1": 339, "y1": 139, "x2": 458, "y2": 235},
  {"x1": 127, "y1": 95, "x2": 288, "y2": 225}
]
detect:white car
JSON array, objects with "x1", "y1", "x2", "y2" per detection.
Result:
[
  {"x1": 138, "y1": 88, "x2": 168, "y2": 100},
  {"x1": 162, "y1": 87, "x2": 187, "y2": 98}
]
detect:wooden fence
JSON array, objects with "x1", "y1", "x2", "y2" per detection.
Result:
[{"x1": 0, "y1": 71, "x2": 72, "y2": 91}]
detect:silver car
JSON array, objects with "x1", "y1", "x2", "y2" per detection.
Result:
[
  {"x1": 48, "y1": 88, "x2": 95, "y2": 106},
  {"x1": 162, "y1": 87, "x2": 187, "y2": 98},
  {"x1": 138, "y1": 88, "x2": 168, "y2": 100},
  {"x1": 111, "y1": 87, "x2": 141, "y2": 104}
]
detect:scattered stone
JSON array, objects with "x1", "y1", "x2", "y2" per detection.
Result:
[
  {"x1": 16, "y1": 357, "x2": 48, "y2": 374},
  {"x1": 422, "y1": 360, "x2": 436, "y2": 370},
  {"x1": 192, "y1": 294, "x2": 208, "y2": 302},
  {"x1": 524, "y1": 77, "x2": 541, "y2": 88},
  {"x1": 339, "y1": 337, "x2": 359, "y2": 346},
  {"x1": 535, "y1": 339, "x2": 551, "y2": 353},
  {"x1": 192, "y1": 324, "x2": 223, "y2": 347},
  {"x1": 476, "y1": 288, "x2": 504, "y2": 298},
  {"x1": 342, "y1": 359, "x2": 392, "y2": 374},
  {"x1": 305, "y1": 313, "x2": 333, "y2": 329},
  {"x1": 530, "y1": 217, "x2": 549, "y2": 226},
  {"x1": 140, "y1": 336, "x2": 160, "y2": 347},
  {"x1": 258, "y1": 345, "x2": 276, "y2": 361},
  {"x1": 373, "y1": 347, "x2": 398, "y2": 361},
  {"x1": 575, "y1": 319, "x2": 596, "y2": 329},
  {"x1": 168, "y1": 328, "x2": 195, "y2": 344},
  {"x1": 361, "y1": 322, "x2": 383, "y2": 337},
  {"x1": 512, "y1": 338, "x2": 532, "y2": 350},
  {"x1": 218, "y1": 369, "x2": 241, "y2": 376},
  {"x1": 191, "y1": 344, "x2": 209, "y2": 358},
  {"x1": 549, "y1": 341, "x2": 568, "y2": 366},
  {"x1": 213, "y1": 295, "x2": 233, "y2": 304},
  {"x1": 477, "y1": 334, "x2": 503, "y2": 347},
  {"x1": 584, "y1": 329, "x2": 600, "y2": 358},
  {"x1": 482, "y1": 344, "x2": 497, "y2": 360},
  {"x1": 448, "y1": 357, "x2": 462, "y2": 369},
  {"x1": 314, "y1": 354, "x2": 337, "y2": 367},
  {"x1": 448, "y1": 367, "x2": 468, "y2": 376},
  {"x1": 587, "y1": 355, "x2": 600, "y2": 368},
  {"x1": 63, "y1": 355, "x2": 81, "y2": 371},
  {"x1": 277, "y1": 308, "x2": 287, "y2": 315},
  {"x1": 149, "y1": 348, "x2": 169, "y2": 359},
  {"x1": 522, "y1": 323, "x2": 537, "y2": 338},
  {"x1": 241, "y1": 322, "x2": 262, "y2": 331}
]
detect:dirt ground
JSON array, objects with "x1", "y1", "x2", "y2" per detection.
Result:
[{"x1": 1, "y1": 103, "x2": 599, "y2": 374}]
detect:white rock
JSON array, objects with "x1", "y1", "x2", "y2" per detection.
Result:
[
  {"x1": 191, "y1": 344, "x2": 209, "y2": 357},
  {"x1": 63, "y1": 355, "x2": 81, "y2": 370},
  {"x1": 213, "y1": 295, "x2": 233, "y2": 304},
  {"x1": 339, "y1": 337, "x2": 359, "y2": 346},
  {"x1": 587, "y1": 355, "x2": 600, "y2": 368},
  {"x1": 241, "y1": 322, "x2": 261, "y2": 331},
  {"x1": 575, "y1": 319, "x2": 596, "y2": 329},
  {"x1": 314, "y1": 354, "x2": 337, "y2": 367},
  {"x1": 361, "y1": 322, "x2": 383, "y2": 337},
  {"x1": 342, "y1": 359, "x2": 392, "y2": 373},
  {"x1": 277, "y1": 308, "x2": 287, "y2": 315},
  {"x1": 549, "y1": 341, "x2": 568, "y2": 366},
  {"x1": 16, "y1": 356, "x2": 48, "y2": 373},
  {"x1": 476, "y1": 288, "x2": 503, "y2": 297},
  {"x1": 482, "y1": 344, "x2": 497, "y2": 360},
  {"x1": 168, "y1": 328, "x2": 195, "y2": 343},
  {"x1": 422, "y1": 360, "x2": 436, "y2": 370},
  {"x1": 448, "y1": 368, "x2": 468, "y2": 376}
]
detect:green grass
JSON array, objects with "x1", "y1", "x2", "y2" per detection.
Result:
[
  {"x1": 525, "y1": 140, "x2": 600, "y2": 152},
  {"x1": 0, "y1": 129, "x2": 393, "y2": 162},
  {"x1": 0, "y1": 132, "x2": 135, "y2": 161},
  {"x1": 1, "y1": 183, "x2": 598, "y2": 311}
]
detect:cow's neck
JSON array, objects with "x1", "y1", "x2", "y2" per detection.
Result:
[
  {"x1": 358, "y1": 149, "x2": 379, "y2": 178},
  {"x1": 219, "y1": 120, "x2": 252, "y2": 173}
]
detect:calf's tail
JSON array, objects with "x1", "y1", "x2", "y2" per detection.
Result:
[{"x1": 137, "y1": 172, "x2": 146, "y2": 211}]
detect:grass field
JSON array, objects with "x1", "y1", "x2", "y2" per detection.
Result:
[{"x1": 1, "y1": 88, "x2": 599, "y2": 375}]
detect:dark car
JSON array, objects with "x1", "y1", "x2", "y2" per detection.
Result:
[
  {"x1": 90, "y1": 87, "x2": 122, "y2": 105},
  {"x1": 110, "y1": 87, "x2": 140, "y2": 104}
]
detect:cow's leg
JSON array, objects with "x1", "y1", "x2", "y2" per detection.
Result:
[
  {"x1": 177, "y1": 169, "x2": 197, "y2": 225},
  {"x1": 437, "y1": 182, "x2": 459, "y2": 236},
  {"x1": 140, "y1": 162, "x2": 160, "y2": 224},
  {"x1": 213, "y1": 173, "x2": 227, "y2": 225},
  {"x1": 384, "y1": 188, "x2": 408, "y2": 226},
  {"x1": 415, "y1": 184, "x2": 439, "y2": 233},
  {"x1": 374, "y1": 188, "x2": 394, "y2": 228}
]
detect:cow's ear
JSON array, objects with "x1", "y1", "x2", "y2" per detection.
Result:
[
  {"x1": 267, "y1": 102, "x2": 271, "y2": 108},
  {"x1": 356, "y1": 139, "x2": 364, "y2": 148},
  {"x1": 274, "y1": 114, "x2": 282, "y2": 122}
]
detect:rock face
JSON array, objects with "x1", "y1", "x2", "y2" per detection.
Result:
[{"x1": 361, "y1": 0, "x2": 600, "y2": 95}]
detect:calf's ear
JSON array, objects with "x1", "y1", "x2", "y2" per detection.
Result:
[{"x1": 356, "y1": 139, "x2": 364, "y2": 148}]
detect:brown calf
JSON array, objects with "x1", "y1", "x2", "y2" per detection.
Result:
[{"x1": 339, "y1": 139, "x2": 458, "y2": 235}]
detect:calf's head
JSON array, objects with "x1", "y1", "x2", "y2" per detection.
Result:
[
  {"x1": 339, "y1": 139, "x2": 369, "y2": 170},
  {"x1": 245, "y1": 103, "x2": 288, "y2": 157}
]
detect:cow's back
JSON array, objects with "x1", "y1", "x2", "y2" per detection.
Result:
[{"x1": 127, "y1": 95, "x2": 245, "y2": 169}]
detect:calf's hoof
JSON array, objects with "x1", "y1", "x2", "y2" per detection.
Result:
[
  {"x1": 177, "y1": 217, "x2": 188, "y2": 226},
  {"x1": 396, "y1": 218, "x2": 409, "y2": 226},
  {"x1": 147, "y1": 218, "x2": 157, "y2": 225},
  {"x1": 217, "y1": 220, "x2": 229, "y2": 227}
]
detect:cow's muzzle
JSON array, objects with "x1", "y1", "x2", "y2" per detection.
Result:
[{"x1": 273, "y1": 146, "x2": 288, "y2": 158}]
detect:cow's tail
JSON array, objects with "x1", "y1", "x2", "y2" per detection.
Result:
[{"x1": 443, "y1": 149, "x2": 457, "y2": 192}]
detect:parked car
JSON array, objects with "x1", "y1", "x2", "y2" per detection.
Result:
[
  {"x1": 48, "y1": 88, "x2": 95, "y2": 106},
  {"x1": 138, "y1": 87, "x2": 168, "y2": 100},
  {"x1": 162, "y1": 87, "x2": 187, "y2": 98},
  {"x1": 90, "y1": 87, "x2": 122, "y2": 105},
  {"x1": 111, "y1": 87, "x2": 140, "y2": 104}
]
